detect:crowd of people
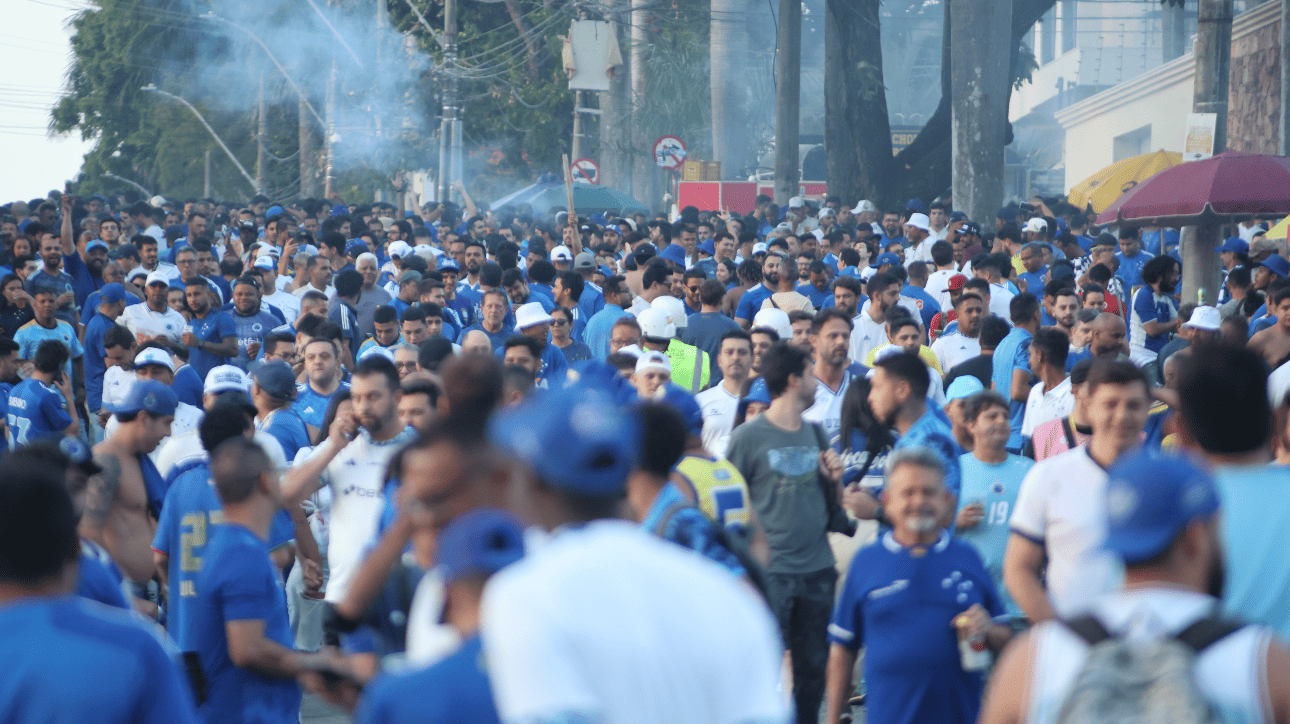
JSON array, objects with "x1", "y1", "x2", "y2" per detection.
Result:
[{"x1": 2, "y1": 184, "x2": 1290, "y2": 724}]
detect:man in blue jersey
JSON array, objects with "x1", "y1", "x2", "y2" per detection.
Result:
[
  {"x1": 329, "y1": 269, "x2": 365, "y2": 367},
  {"x1": 868, "y1": 350, "x2": 964, "y2": 506},
  {"x1": 192, "y1": 437, "x2": 336, "y2": 724},
  {"x1": 84, "y1": 282, "x2": 128, "y2": 441},
  {"x1": 293, "y1": 331, "x2": 350, "y2": 437},
  {"x1": 0, "y1": 458, "x2": 199, "y2": 723},
  {"x1": 8, "y1": 339, "x2": 78, "y2": 446},
  {"x1": 15, "y1": 283, "x2": 84, "y2": 402},
  {"x1": 825, "y1": 446, "x2": 1010, "y2": 724},
  {"x1": 460, "y1": 289, "x2": 513, "y2": 353},
  {"x1": 954, "y1": 391, "x2": 1033, "y2": 618},
  {"x1": 182, "y1": 277, "x2": 238, "y2": 379},
  {"x1": 349, "y1": 508, "x2": 524, "y2": 724},
  {"x1": 228, "y1": 275, "x2": 281, "y2": 369},
  {"x1": 992, "y1": 293, "x2": 1041, "y2": 452},
  {"x1": 251, "y1": 360, "x2": 311, "y2": 462}
]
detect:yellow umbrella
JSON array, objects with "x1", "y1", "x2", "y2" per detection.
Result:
[
  {"x1": 1068, "y1": 150, "x2": 1183, "y2": 214},
  {"x1": 1267, "y1": 215, "x2": 1290, "y2": 240}
]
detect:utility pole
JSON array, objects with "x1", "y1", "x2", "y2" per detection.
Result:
[
  {"x1": 950, "y1": 0, "x2": 1013, "y2": 232},
  {"x1": 204, "y1": 150, "x2": 212, "y2": 198},
  {"x1": 1182, "y1": 0, "x2": 1233, "y2": 306},
  {"x1": 256, "y1": 72, "x2": 267, "y2": 192},
  {"x1": 572, "y1": 90, "x2": 585, "y2": 161},
  {"x1": 630, "y1": 0, "x2": 654, "y2": 204},
  {"x1": 599, "y1": 0, "x2": 630, "y2": 190},
  {"x1": 438, "y1": 0, "x2": 459, "y2": 203},
  {"x1": 772, "y1": 0, "x2": 801, "y2": 206},
  {"x1": 325, "y1": 62, "x2": 337, "y2": 199},
  {"x1": 1281, "y1": 0, "x2": 1289, "y2": 154}
]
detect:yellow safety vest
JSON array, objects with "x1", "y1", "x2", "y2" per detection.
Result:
[
  {"x1": 666, "y1": 339, "x2": 710, "y2": 393},
  {"x1": 674, "y1": 454, "x2": 751, "y2": 533}
]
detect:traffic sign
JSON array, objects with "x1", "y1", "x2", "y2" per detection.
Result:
[
  {"x1": 653, "y1": 135, "x2": 687, "y2": 170},
  {"x1": 570, "y1": 157, "x2": 600, "y2": 184}
]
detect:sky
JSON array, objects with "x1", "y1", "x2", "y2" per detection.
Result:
[{"x1": 1, "y1": 0, "x2": 95, "y2": 204}]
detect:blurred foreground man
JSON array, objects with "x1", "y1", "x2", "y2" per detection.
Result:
[{"x1": 483, "y1": 381, "x2": 788, "y2": 724}]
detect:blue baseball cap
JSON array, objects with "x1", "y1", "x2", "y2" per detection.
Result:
[
  {"x1": 266, "y1": 205, "x2": 285, "y2": 218},
  {"x1": 945, "y1": 376, "x2": 984, "y2": 402},
  {"x1": 489, "y1": 381, "x2": 640, "y2": 496},
  {"x1": 435, "y1": 507, "x2": 526, "y2": 583},
  {"x1": 438, "y1": 258, "x2": 460, "y2": 272},
  {"x1": 658, "y1": 385, "x2": 703, "y2": 436},
  {"x1": 86, "y1": 239, "x2": 109, "y2": 253},
  {"x1": 98, "y1": 282, "x2": 126, "y2": 304},
  {"x1": 1103, "y1": 451, "x2": 1219, "y2": 564},
  {"x1": 1216, "y1": 237, "x2": 1249, "y2": 255},
  {"x1": 331, "y1": 204, "x2": 349, "y2": 217},
  {"x1": 59, "y1": 436, "x2": 102, "y2": 475},
  {"x1": 598, "y1": 264, "x2": 613, "y2": 278},
  {"x1": 905, "y1": 198, "x2": 928, "y2": 215},
  {"x1": 659, "y1": 243, "x2": 687, "y2": 266},
  {"x1": 588, "y1": 212, "x2": 607, "y2": 225},
  {"x1": 743, "y1": 377, "x2": 771, "y2": 406},
  {"x1": 699, "y1": 239, "x2": 716, "y2": 256},
  {"x1": 346, "y1": 240, "x2": 369, "y2": 258},
  {"x1": 949, "y1": 210, "x2": 968, "y2": 222},
  {"x1": 249, "y1": 360, "x2": 297, "y2": 401},
  {"x1": 870, "y1": 251, "x2": 900, "y2": 269},
  {"x1": 1260, "y1": 254, "x2": 1289, "y2": 278},
  {"x1": 111, "y1": 379, "x2": 178, "y2": 417},
  {"x1": 997, "y1": 207, "x2": 1018, "y2": 222}
]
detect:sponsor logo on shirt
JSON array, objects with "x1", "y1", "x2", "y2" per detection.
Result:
[{"x1": 869, "y1": 579, "x2": 909, "y2": 600}]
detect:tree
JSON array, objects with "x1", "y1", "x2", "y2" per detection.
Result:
[{"x1": 824, "y1": 0, "x2": 1053, "y2": 210}]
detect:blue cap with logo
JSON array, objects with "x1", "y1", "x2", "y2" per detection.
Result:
[
  {"x1": 436, "y1": 507, "x2": 526, "y2": 583},
  {"x1": 266, "y1": 205, "x2": 285, "y2": 218},
  {"x1": 250, "y1": 360, "x2": 298, "y2": 401},
  {"x1": 489, "y1": 381, "x2": 640, "y2": 496},
  {"x1": 870, "y1": 251, "x2": 901, "y2": 269},
  {"x1": 438, "y1": 258, "x2": 460, "y2": 272},
  {"x1": 86, "y1": 239, "x2": 109, "y2": 253},
  {"x1": 1103, "y1": 450, "x2": 1220, "y2": 564},
  {"x1": 98, "y1": 283, "x2": 126, "y2": 304},
  {"x1": 743, "y1": 377, "x2": 771, "y2": 406},
  {"x1": 111, "y1": 379, "x2": 178, "y2": 417},
  {"x1": 346, "y1": 240, "x2": 369, "y2": 258}
]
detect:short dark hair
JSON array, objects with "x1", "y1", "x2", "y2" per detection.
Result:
[
  {"x1": 699, "y1": 278, "x2": 726, "y2": 307},
  {"x1": 418, "y1": 337, "x2": 455, "y2": 372},
  {"x1": 1085, "y1": 358, "x2": 1149, "y2": 398},
  {"x1": 642, "y1": 261, "x2": 671, "y2": 291},
  {"x1": 1176, "y1": 346, "x2": 1271, "y2": 455},
  {"x1": 760, "y1": 341, "x2": 811, "y2": 398},
  {"x1": 1032, "y1": 327, "x2": 1069, "y2": 369},
  {"x1": 527, "y1": 259, "x2": 557, "y2": 284},
  {"x1": 866, "y1": 272, "x2": 899, "y2": 298},
  {"x1": 557, "y1": 271, "x2": 584, "y2": 302},
  {"x1": 962, "y1": 390, "x2": 1009, "y2": 423},
  {"x1": 635, "y1": 402, "x2": 689, "y2": 477},
  {"x1": 401, "y1": 378, "x2": 441, "y2": 410},
  {"x1": 334, "y1": 269, "x2": 363, "y2": 298},
  {"x1": 373, "y1": 305, "x2": 398, "y2": 325},
  {"x1": 0, "y1": 460, "x2": 78, "y2": 585},
  {"x1": 33, "y1": 339, "x2": 69, "y2": 374},
  {"x1": 832, "y1": 275, "x2": 862, "y2": 296},
  {"x1": 200, "y1": 401, "x2": 252, "y2": 453},
  {"x1": 263, "y1": 331, "x2": 295, "y2": 357},
  {"x1": 980, "y1": 316, "x2": 1011, "y2": 349},
  {"x1": 873, "y1": 351, "x2": 930, "y2": 400},
  {"x1": 211, "y1": 437, "x2": 272, "y2": 505},
  {"x1": 811, "y1": 307, "x2": 853, "y2": 334},
  {"x1": 1009, "y1": 292, "x2": 1040, "y2": 325},
  {"x1": 930, "y1": 240, "x2": 954, "y2": 266},
  {"x1": 1141, "y1": 255, "x2": 1177, "y2": 287},
  {"x1": 103, "y1": 324, "x2": 135, "y2": 351},
  {"x1": 352, "y1": 355, "x2": 400, "y2": 392},
  {"x1": 503, "y1": 334, "x2": 543, "y2": 359}
]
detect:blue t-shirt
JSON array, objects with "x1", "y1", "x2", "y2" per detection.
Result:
[
  {"x1": 228, "y1": 309, "x2": 282, "y2": 369},
  {"x1": 892, "y1": 408, "x2": 963, "y2": 498},
  {"x1": 583, "y1": 304, "x2": 629, "y2": 360},
  {"x1": 901, "y1": 284, "x2": 942, "y2": 329},
  {"x1": 577, "y1": 284, "x2": 605, "y2": 323},
  {"x1": 63, "y1": 251, "x2": 105, "y2": 308},
  {"x1": 7, "y1": 377, "x2": 71, "y2": 446},
  {"x1": 797, "y1": 282, "x2": 832, "y2": 309},
  {"x1": 259, "y1": 408, "x2": 312, "y2": 462},
  {"x1": 26, "y1": 268, "x2": 79, "y2": 324},
  {"x1": 828, "y1": 531, "x2": 1004, "y2": 724},
  {"x1": 353, "y1": 636, "x2": 501, "y2": 724},
  {"x1": 462, "y1": 323, "x2": 514, "y2": 353},
  {"x1": 1018, "y1": 270, "x2": 1046, "y2": 297},
  {"x1": 1116, "y1": 250, "x2": 1153, "y2": 290},
  {"x1": 446, "y1": 290, "x2": 478, "y2": 329},
  {"x1": 1131, "y1": 287, "x2": 1176, "y2": 355},
  {"x1": 834, "y1": 428, "x2": 890, "y2": 493},
  {"x1": 991, "y1": 327, "x2": 1033, "y2": 450},
  {"x1": 0, "y1": 596, "x2": 199, "y2": 724},
  {"x1": 82, "y1": 290, "x2": 141, "y2": 325},
  {"x1": 84, "y1": 312, "x2": 115, "y2": 412},
  {"x1": 188, "y1": 310, "x2": 237, "y2": 380},
  {"x1": 735, "y1": 284, "x2": 774, "y2": 323},
  {"x1": 956, "y1": 453, "x2": 1034, "y2": 618},
  {"x1": 15, "y1": 318, "x2": 84, "y2": 384},
  {"x1": 292, "y1": 379, "x2": 350, "y2": 432},
  {"x1": 191, "y1": 523, "x2": 301, "y2": 724},
  {"x1": 78, "y1": 539, "x2": 129, "y2": 609},
  {"x1": 173, "y1": 365, "x2": 205, "y2": 409},
  {"x1": 328, "y1": 301, "x2": 363, "y2": 359}
]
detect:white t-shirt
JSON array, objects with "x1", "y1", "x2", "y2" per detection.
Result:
[
  {"x1": 264, "y1": 289, "x2": 301, "y2": 322},
  {"x1": 925, "y1": 268, "x2": 957, "y2": 310},
  {"x1": 1021, "y1": 377, "x2": 1074, "y2": 437},
  {"x1": 1009, "y1": 445, "x2": 1123, "y2": 616},
  {"x1": 293, "y1": 283, "x2": 337, "y2": 301},
  {"x1": 695, "y1": 382, "x2": 740, "y2": 458},
  {"x1": 120, "y1": 304, "x2": 186, "y2": 345},
  {"x1": 153, "y1": 425, "x2": 287, "y2": 483},
  {"x1": 849, "y1": 309, "x2": 888, "y2": 365},
  {"x1": 802, "y1": 369, "x2": 857, "y2": 442},
  {"x1": 931, "y1": 332, "x2": 981, "y2": 373},
  {"x1": 481, "y1": 520, "x2": 787, "y2": 724},
  {"x1": 1268, "y1": 358, "x2": 1290, "y2": 408},
  {"x1": 322, "y1": 427, "x2": 416, "y2": 603},
  {"x1": 101, "y1": 367, "x2": 136, "y2": 412},
  {"x1": 989, "y1": 282, "x2": 1016, "y2": 322}
]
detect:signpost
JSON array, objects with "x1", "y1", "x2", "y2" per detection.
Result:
[
  {"x1": 571, "y1": 157, "x2": 601, "y2": 184},
  {"x1": 653, "y1": 135, "x2": 687, "y2": 170}
]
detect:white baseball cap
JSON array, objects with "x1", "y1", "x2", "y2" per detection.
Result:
[
  {"x1": 145, "y1": 271, "x2": 170, "y2": 287},
  {"x1": 853, "y1": 200, "x2": 877, "y2": 213},
  {"x1": 788, "y1": 196, "x2": 805, "y2": 209},
  {"x1": 514, "y1": 301, "x2": 555, "y2": 330},
  {"x1": 819, "y1": 207, "x2": 836, "y2": 219},
  {"x1": 133, "y1": 347, "x2": 175, "y2": 372},
  {"x1": 650, "y1": 296, "x2": 688, "y2": 330},
  {"x1": 551, "y1": 245, "x2": 573, "y2": 262},
  {"x1": 358, "y1": 345, "x2": 395, "y2": 363},
  {"x1": 636, "y1": 307, "x2": 676, "y2": 339},
  {"x1": 1183, "y1": 305, "x2": 1222, "y2": 331},
  {"x1": 253, "y1": 256, "x2": 276, "y2": 270},
  {"x1": 388, "y1": 240, "x2": 412, "y2": 259},
  {"x1": 205, "y1": 365, "x2": 251, "y2": 395},
  {"x1": 635, "y1": 350, "x2": 672, "y2": 374},
  {"x1": 752, "y1": 308, "x2": 792, "y2": 340},
  {"x1": 1023, "y1": 217, "x2": 1048, "y2": 233},
  {"x1": 905, "y1": 213, "x2": 931, "y2": 232}
]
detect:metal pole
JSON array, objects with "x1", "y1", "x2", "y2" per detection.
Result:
[
  {"x1": 772, "y1": 0, "x2": 801, "y2": 206},
  {"x1": 143, "y1": 85, "x2": 259, "y2": 192},
  {"x1": 438, "y1": 0, "x2": 458, "y2": 202},
  {"x1": 572, "y1": 90, "x2": 584, "y2": 161},
  {"x1": 204, "y1": 150, "x2": 212, "y2": 198},
  {"x1": 325, "y1": 62, "x2": 337, "y2": 199}
]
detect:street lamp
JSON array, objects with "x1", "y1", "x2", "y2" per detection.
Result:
[{"x1": 141, "y1": 84, "x2": 260, "y2": 193}]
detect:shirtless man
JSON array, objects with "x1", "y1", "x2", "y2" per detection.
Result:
[
  {"x1": 1250, "y1": 287, "x2": 1290, "y2": 369},
  {"x1": 85, "y1": 379, "x2": 176, "y2": 615}
]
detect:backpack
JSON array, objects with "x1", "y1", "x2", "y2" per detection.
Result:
[
  {"x1": 1055, "y1": 615, "x2": 1246, "y2": 724},
  {"x1": 651, "y1": 496, "x2": 770, "y2": 602}
]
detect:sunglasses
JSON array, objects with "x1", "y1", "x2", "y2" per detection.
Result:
[{"x1": 551, "y1": 319, "x2": 569, "y2": 327}]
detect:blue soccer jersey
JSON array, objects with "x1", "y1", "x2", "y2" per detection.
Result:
[
  {"x1": 7, "y1": 377, "x2": 71, "y2": 446},
  {"x1": 956, "y1": 452, "x2": 1033, "y2": 617},
  {"x1": 15, "y1": 318, "x2": 83, "y2": 384},
  {"x1": 829, "y1": 531, "x2": 1004, "y2": 724},
  {"x1": 228, "y1": 310, "x2": 281, "y2": 369},
  {"x1": 292, "y1": 379, "x2": 350, "y2": 432},
  {"x1": 892, "y1": 408, "x2": 964, "y2": 498},
  {"x1": 191, "y1": 523, "x2": 300, "y2": 724},
  {"x1": 353, "y1": 636, "x2": 502, "y2": 724},
  {"x1": 188, "y1": 310, "x2": 237, "y2": 379},
  {"x1": 259, "y1": 408, "x2": 312, "y2": 462},
  {"x1": 0, "y1": 596, "x2": 199, "y2": 724}
]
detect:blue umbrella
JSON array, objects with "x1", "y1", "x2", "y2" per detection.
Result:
[{"x1": 491, "y1": 180, "x2": 650, "y2": 216}]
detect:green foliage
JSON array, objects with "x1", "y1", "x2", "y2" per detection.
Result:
[{"x1": 626, "y1": 28, "x2": 714, "y2": 161}]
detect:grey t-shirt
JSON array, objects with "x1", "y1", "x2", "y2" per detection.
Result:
[
  {"x1": 355, "y1": 286, "x2": 393, "y2": 338},
  {"x1": 726, "y1": 415, "x2": 834, "y2": 575}
]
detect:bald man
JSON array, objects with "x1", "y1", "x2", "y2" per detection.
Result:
[{"x1": 1089, "y1": 313, "x2": 1129, "y2": 359}]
